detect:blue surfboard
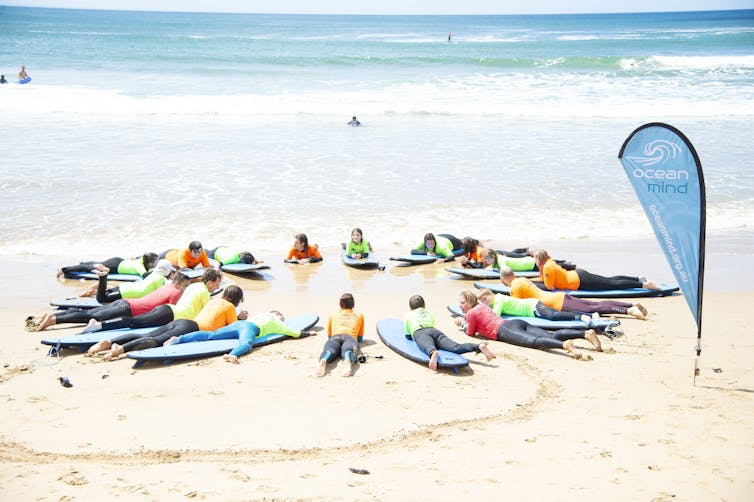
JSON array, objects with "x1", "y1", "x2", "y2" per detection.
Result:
[
  {"x1": 219, "y1": 263, "x2": 270, "y2": 275},
  {"x1": 341, "y1": 248, "x2": 380, "y2": 269},
  {"x1": 389, "y1": 247, "x2": 463, "y2": 265},
  {"x1": 64, "y1": 271, "x2": 142, "y2": 282},
  {"x1": 18, "y1": 77, "x2": 31, "y2": 84},
  {"x1": 474, "y1": 282, "x2": 679, "y2": 299},
  {"x1": 50, "y1": 297, "x2": 103, "y2": 309},
  {"x1": 445, "y1": 304, "x2": 619, "y2": 329},
  {"x1": 445, "y1": 267, "x2": 539, "y2": 279},
  {"x1": 40, "y1": 326, "x2": 158, "y2": 350},
  {"x1": 126, "y1": 314, "x2": 319, "y2": 365},
  {"x1": 376, "y1": 318, "x2": 468, "y2": 369}
]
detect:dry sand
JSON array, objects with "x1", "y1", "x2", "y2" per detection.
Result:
[{"x1": 1, "y1": 241, "x2": 752, "y2": 501}]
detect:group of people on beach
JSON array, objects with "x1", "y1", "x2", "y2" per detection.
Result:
[{"x1": 27, "y1": 230, "x2": 660, "y2": 372}]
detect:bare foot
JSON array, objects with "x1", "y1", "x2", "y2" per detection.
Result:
[
  {"x1": 223, "y1": 354, "x2": 239, "y2": 364},
  {"x1": 579, "y1": 314, "x2": 591, "y2": 324},
  {"x1": 56, "y1": 268, "x2": 64, "y2": 278},
  {"x1": 627, "y1": 306, "x2": 646, "y2": 320},
  {"x1": 315, "y1": 359, "x2": 326, "y2": 377},
  {"x1": 563, "y1": 340, "x2": 584, "y2": 360},
  {"x1": 164, "y1": 336, "x2": 179, "y2": 346},
  {"x1": 635, "y1": 303, "x2": 648, "y2": 316},
  {"x1": 341, "y1": 360, "x2": 353, "y2": 377},
  {"x1": 584, "y1": 329, "x2": 602, "y2": 352},
  {"x1": 102, "y1": 343, "x2": 124, "y2": 361},
  {"x1": 33, "y1": 313, "x2": 56, "y2": 332},
  {"x1": 92, "y1": 264, "x2": 110, "y2": 274},
  {"x1": 86, "y1": 339, "x2": 112, "y2": 356},
  {"x1": 81, "y1": 284, "x2": 97, "y2": 297},
  {"x1": 642, "y1": 281, "x2": 660, "y2": 290},
  {"x1": 479, "y1": 342, "x2": 496, "y2": 361},
  {"x1": 428, "y1": 351, "x2": 439, "y2": 371}
]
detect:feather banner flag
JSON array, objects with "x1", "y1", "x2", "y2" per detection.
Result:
[{"x1": 618, "y1": 123, "x2": 705, "y2": 358}]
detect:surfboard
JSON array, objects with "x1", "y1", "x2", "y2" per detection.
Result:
[
  {"x1": 376, "y1": 318, "x2": 468, "y2": 369},
  {"x1": 40, "y1": 327, "x2": 158, "y2": 351},
  {"x1": 50, "y1": 297, "x2": 102, "y2": 309},
  {"x1": 125, "y1": 314, "x2": 319, "y2": 365},
  {"x1": 389, "y1": 248, "x2": 463, "y2": 265},
  {"x1": 341, "y1": 248, "x2": 380, "y2": 269},
  {"x1": 219, "y1": 263, "x2": 271, "y2": 275},
  {"x1": 445, "y1": 267, "x2": 539, "y2": 279},
  {"x1": 473, "y1": 282, "x2": 680, "y2": 299},
  {"x1": 445, "y1": 304, "x2": 619, "y2": 329},
  {"x1": 64, "y1": 271, "x2": 142, "y2": 282},
  {"x1": 18, "y1": 77, "x2": 31, "y2": 84}
]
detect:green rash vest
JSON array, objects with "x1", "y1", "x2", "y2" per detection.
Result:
[
  {"x1": 118, "y1": 272, "x2": 166, "y2": 299},
  {"x1": 249, "y1": 313, "x2": 301, "y2": 338},
  {"x1": 213, "y1": 246, "x2": 242, "y2": 265},
  {"x1": 404, "y1": 307, "x2": 436, "y2": 338},
  {"x1": 414, "y1": 235, "x2": 454, "y2": 258},
  {"x1": 117, "y1": 258, "x2": 148, "y2": 276},
  {"x1": 346, "y1": 239, "x2": 370, "y2": 256},
  {"x1": 492, "y1": 293, "x2": 538, "y2": 317},
  {"x1": 169, "y1": 282, "x2": 210, "y2": 320},
  {"x1": 498, "y1": 255, "x2": 536, "y2": 272}
]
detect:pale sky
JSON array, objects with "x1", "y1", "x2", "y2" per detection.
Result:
[{"x1": 3, "y1": 0, "x2": 754, "y2": 15}]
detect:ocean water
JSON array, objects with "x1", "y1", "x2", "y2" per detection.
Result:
[{"x1": 1, "y1": 7, "x2": 753, "y2": 259}]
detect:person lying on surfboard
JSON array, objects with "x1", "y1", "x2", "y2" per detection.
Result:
[
  {"x1": 458, "y1": 236, "x2": 488, "y2": 268},
  {"x1": 458, "y1": 290, "x2": 602, "y2": 359},
  {"x1": 345, "y1": 227, "x2": 373, "y2": 260},
  {"x1": 406, "y1": 295, "x2": 495, "y2": 371},
  {"x1": 161, "y1": 240, "x2": 212, "y2": 270},
  {"x1": 480, "y1": 248, "x2": 538, "y2": 273},
  {"x1": 84, "y1": 268, "x2": 222, "y2": 335},
  {"x1": 500, "y1": 267, "x2": 648, "y2": 320},
  {"x1": 57, "y1": 252, "x2": 159, "y2": 279},
  {"x1": 166, "y1": 310, "x2": 315, "y2": 364},
  {"x1": 26, "y1": 270, "x2": 190, "y2": 332},
  {"x1": 206, "y1": 245, "x2": 262, "y2": 266},
  {"x1": 534, "y1": 249, "x2": 660, "y2": 291},
  {"x1": 316, "y1": 293, "x2": 364, "y2": 377},
  {"x1": 473, "y1": 288, "x2": 597, "y2": 325},
  {"x1": 286, "y1": 233, "x2": 323, "y2": 264},
  {"x1": 90, "y1": 283, "x2": 246, "y2": 361},
  {"x1": 412, "y1": 233, "x2": 462, "y2": 263}
]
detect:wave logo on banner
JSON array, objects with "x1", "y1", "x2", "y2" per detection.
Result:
[{"x1": 619, "y1": 123, "x2": 705, "y2": 358}]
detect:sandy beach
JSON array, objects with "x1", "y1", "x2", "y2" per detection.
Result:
[{"x1": 1, "y1": 239, "x2": 752, "y2": 501}]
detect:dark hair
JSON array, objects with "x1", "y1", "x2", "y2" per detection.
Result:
[
  {"x1": 295, "y1": 234, "x2": 309, "y2": 252},
  {"x1": 188, "y1": 241, "x2": 203, "y2": 252},
  {"x1": 423, "y1": 233, "x2": 436, "y2": 250},
  {"x1": 409, "y1": 294, "x2": 425, "y2": 310},
  {"x1": 462, "y1": 237, "x2": 479, "y2": 254},
  {"x1": 340, "y1": 293, "x2": 355, "y2": 309},
  {"x1": 351, "y1": 228, "x2": 363, "y2": 239},
  {"x1": 142, "y1": 252, "x2": 159, "y2": 270},
  {"x1": 173, "y1": 271, "x2": 190, "y2": 285},
  {"x1": 201, "y1": 268, "x2": 222, "y2": 284},
  {"x1": 222, "y1": 285, "x2": 244, "y2": 306},
  {"x1": 239, "y1": 251, "x2": 255, "y2": 264}
]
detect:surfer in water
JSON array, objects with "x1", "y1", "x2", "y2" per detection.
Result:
[
  {"x1": 18, "y1": 65, "x2": 28, "y2": 81},
  {"x1": 347, "y1": 116, "x2": 361, "y2": 126}
]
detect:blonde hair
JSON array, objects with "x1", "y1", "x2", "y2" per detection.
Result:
[
  {"x1": 477, "y1": 288, "x2": 494, "y2": 305},
  {"x1": 459, "y1": 290, "x2": 478, "y2": 308}
]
